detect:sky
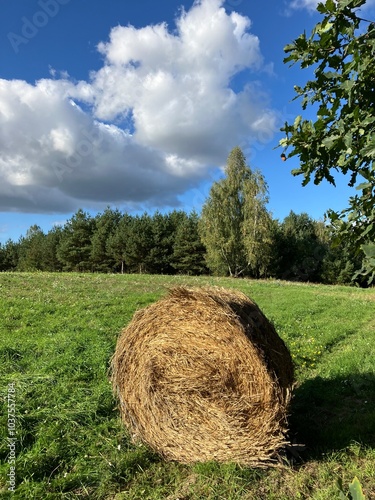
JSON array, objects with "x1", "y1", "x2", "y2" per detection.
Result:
[{"x1": 1, "y1": 0, "x2": 375, "y2": 244}]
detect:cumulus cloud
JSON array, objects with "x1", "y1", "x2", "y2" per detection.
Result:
[
  {"x1": 0, "y1": 0, "x2": 277, "y2": 213},
  {"x1": 0, "y1": 78, "x2": 202, "y2": 212}
]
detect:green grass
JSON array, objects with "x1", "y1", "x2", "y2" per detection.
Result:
[{"x1": 0, "y1": 273, "x2": 374, "y2": 499}]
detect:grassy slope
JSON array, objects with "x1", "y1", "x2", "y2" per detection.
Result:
[{"x1": 0, "y1": 273, "x2": 374, "y2": 499}]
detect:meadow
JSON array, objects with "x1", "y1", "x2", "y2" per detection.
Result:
[{"x1": 0, "y1": 273, "x2": 374, "y2": 499}]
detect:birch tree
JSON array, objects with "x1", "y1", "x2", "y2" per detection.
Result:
[{"x1": 199, "y1": 147, "x2": 272, "y2": 277}]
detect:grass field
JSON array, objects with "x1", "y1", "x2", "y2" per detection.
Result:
[{"x1": 0, "y1": 273, "x2": 374, "y2": 499}]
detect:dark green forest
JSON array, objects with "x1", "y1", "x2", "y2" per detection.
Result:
[{"x1": 0, "y1": 206, "x2": 366, "y2": 286}]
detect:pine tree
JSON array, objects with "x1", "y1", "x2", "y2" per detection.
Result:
[
  {"x1": 2, "y1": 240, "x2": 19, "y2": 270},
  {"x1": 57, "y1": 209, "x2": 95, "y2": 272},
  {"x1": 172, "y1": 211, "x2": 207, "y2": 275},
  {"x1": 43, "y1": 226, "x2": 64, "y2": 272},
  {"x1": 91, "y1": 207, "x2": 122, "y2": 272},
  {"x1": 125, "y1": 214, "x2": 154, "y2": 274},
  {"x1": 17, "y1": 225, "x2": 46, "y2": 271},
  {"x1": 106, "y1": 213, "x2": 133, "y2": 274},
  {"x1": 0, "y1": 243, "x2": 4, "y2": 271}
]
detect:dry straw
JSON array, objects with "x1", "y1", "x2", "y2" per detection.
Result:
[{"x1": 111, "y1": 286, "x2": 294, "y2": 467}]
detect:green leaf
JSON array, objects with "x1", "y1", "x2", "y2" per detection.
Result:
[
  {"x1": 317, "y1": 106, "x2": 330, "y2": 117},
  {"x1": 349, "y1": 476, "x2": 366, "y2": 500},
  {"x1": 362, "y1": 243, "x2": 375, "y2": 259},
  {"x1": 317, "y1": 2, "x2": 328, "y2": 14},
  {"x1": 361, "y1": 223, "x2": 374, "y2": 238},
  {"x1": 355, "y1": 182, "x2": 372, "y2": 191},
  {"x1": 325, "y1": 0, "x2": 337, "y2": 12},
  {"x1": 362, "y1": 140, "x2": 375, "y2": 158},
  {"x1": 341, "y1": 80, "x2": 355, "y2": 91},
  {"x1": 322, "y1": 135, "x2": 340, "y2": 149},
  {"x1": 340, "y1": 0, "x2": 366, "y2": 9},
  {"x1": 344, "y1": 132, "x2": 352, "y2": 148},
  {"x1": 291, "y1": 168, "x2": 303, "y2": 176},
  {"x1": 317, "y1": 20, "x2": 333, "y2": 34},
  {"x1": 294, "y1": 115, "x2": 302, "y2": 127}
]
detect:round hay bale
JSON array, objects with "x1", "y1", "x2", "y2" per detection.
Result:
[{"x1": 111, "y1": 286, "x2": 294, "y2": 467}]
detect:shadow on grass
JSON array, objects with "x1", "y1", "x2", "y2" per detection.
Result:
[{"x1": 289, "y1": 373, "x2": 375, "y2": 458}]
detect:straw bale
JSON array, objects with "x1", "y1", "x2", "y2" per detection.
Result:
[{"x1": 111, "y1": 286, "x2": 294, "y2": 467}]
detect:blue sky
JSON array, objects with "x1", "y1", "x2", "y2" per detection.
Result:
[{"x1": 1, "y1": 0, "x2": 374, "y2": 243}]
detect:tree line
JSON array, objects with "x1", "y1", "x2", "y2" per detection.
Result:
[
  {"x1": 0, "y1": 207, "x2": 363, "y2": 285},
  {"x1": 0, "y1": 147, "x2": 366, "y2": 285}
]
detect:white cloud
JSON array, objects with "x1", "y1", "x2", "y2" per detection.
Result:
[
  {"x1": 0, "y1": 0, "x2": 277, "y2": 213},
  {"x1": 288, "y1": 0, "x2": 320, "y2": 11},
  {"x1": 288, "y1": 0, "x2": 375, "y2": 12},
  {"x1": 91, "y1": 0, "x2": 269, "y2": 162}
]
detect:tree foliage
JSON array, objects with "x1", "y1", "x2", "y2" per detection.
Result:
[
  {"x1": 91, "y1": 208, "x2": 122, "y2": 272},
  {"x1": 148, "y1": 211, "x2": 185, "y2": 275},
  {"x1": 280, "y1": 0, "x2": 375, "y2": 282},
  {"x1": 17, "y1": 225, "x2": 46, "y2": 271},
  {"x1": 57, "y1": 209, "x2": 95, "y2": 271},
  {"x1": 0, "y1": 240, "x2": 19, "y2": 271},
  {"x1": 172, "y1": 211, "x2": 207, "y2": 275},
  {"x1": 320, "y1": 222, "x2": 364, "y2": 285},
  {"x1": 0, "y1": 205, "x2": 366, "y2": 285},
  {"x1": 199, "y1": 147, "x2": 272, "y2": 277},
  {"x1": 106, "y1": 213, "x2": 133, "y2": 274},
  {"x1": 271, "y1": 212, "x2": 328, "y2": 282}
]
